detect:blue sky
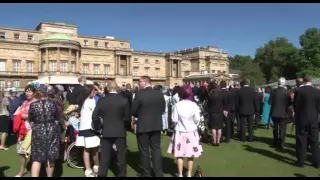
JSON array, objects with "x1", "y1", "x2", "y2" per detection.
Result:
[{"x1": 1, "y1": 3, "x2": 319, "y2": 56}]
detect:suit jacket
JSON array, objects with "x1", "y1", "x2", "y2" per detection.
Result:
[
  {"x1": 294, "y1": 85, "x2": 320, "y2": 127},
  {"x1": 120, "y1": 90, "x2": 133, "y2": 110},
  {"x1": 220, "y1": 88, "x2": 230, "y2": 111},
  {"x1": 236, "y1": 86, "x2": 259, "y2": 116},
  {"x1": 228, "y1": 88, "x2": 239, "y2": 111},
  {"x1": 92, "y1": 93, "x2": 131, "y2": 138},
  {"x1": 132, "y1": 86, "x2": 165, "y2": 133},
  {"x1": 268, "y1": 87, "x2": 292, "y2": 119}
]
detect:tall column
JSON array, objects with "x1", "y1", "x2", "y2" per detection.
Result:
[
  {"x1": 46, "y1": 48, "x2": 49, "y2": 71},
  {"x1": 38, "y1": 51, "x2": 41, "y2": 72},
  {"x1": 68, "y1": 49, "x2": 72, "y2": 72},
  {"x1": 178, "y1": 61, "x2": 181, "y2": 77},
  {"x1": 171, "y1": 59, "x2": 174, "y2": 77},
  {"x1": 126, "y1": 56, "x2": 131, "y2": 75},
  {"x1": 117, "y1": 55, "x2": 120, "y2": 75},
  {"x1": 168, "y1": 59, "x2": 172, "y2": 77},
  {"x1": 76, "y1": 51, "x2": 79, "y2": 73},
  {"x1": 57, "y1": 47, "x2": 60, "y2": 72}
]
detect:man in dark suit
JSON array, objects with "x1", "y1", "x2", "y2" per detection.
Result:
[
  {"x1": 293, "y1": 76, "x2": 320, "y2": 168},
  {"x1": 228, "y1": 82, "x2": 240, "y2": 137},
  {"x1": 70, "y1": 76, "x2": 86, "y2": 112},
  {"x1": 220, "y1": 81, "x2": 231, "y2": 143},
  {"x1": 92, "y1": 81, "x2": 131, "y2": 177},
  {"x1": 120, "y1": 83, "x2": 133, "y2": 109},
  {"x1": 268, "y1": 77, "x2": 292, "y2": 150},
  {"x1": 132, "y1": 76, "x2": 166, "y2": 177},
  {"x1": 236, "y1": 79, "x2": 259, "y2": 142}
]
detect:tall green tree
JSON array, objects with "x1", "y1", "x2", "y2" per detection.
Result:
[
  {"x1": 229, "y1": 55, "x2": 265, "y2": 87},
  {"x1": 299, "y1": 27, "x2": 320, "y2": 77},
  {"x1": 254, "y1": 37, "x2": 301, "y2": 83}
]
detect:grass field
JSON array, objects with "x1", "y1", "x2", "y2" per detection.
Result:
[{"x1": 0, "y1": 128, "x2": 319, "y2": 177}]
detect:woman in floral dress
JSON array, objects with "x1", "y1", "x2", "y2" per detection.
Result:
[
  {"x1": 168, "y1": 85, "x2": 203, "y2": 177},
  {"x1": 28, "y1": 84, "x2": 61, "y2": 177}
]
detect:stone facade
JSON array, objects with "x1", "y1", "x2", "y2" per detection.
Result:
[{"x1": 0, "y1": 22, "x2": 229, "y2": 89}]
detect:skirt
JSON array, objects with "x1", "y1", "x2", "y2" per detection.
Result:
[
  {"x1": 167, "y1": 130, "x2": 203, "y2": 158},
  {"x1": 208, "y1": 112, "x2": 224, "y2": 129},
  {"x1": 76, "y1": 129, "x2": 100, "y2": 149},
  {"x1": 162, "y1": 112, "x2": 169, "y2": 130},
  {"x1": 0, "y1": 115, "x2": 9, "y2": 133},
  {"x1": 17, "y1": 130, "x2": 32, "y2": 158}
]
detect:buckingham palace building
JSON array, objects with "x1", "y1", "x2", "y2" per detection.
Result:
[{"x1": 0, "y1": 22, "x2": 230, "y2": 89}]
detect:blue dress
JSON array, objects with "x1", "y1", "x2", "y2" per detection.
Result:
[{"x1": 261, "y1": 93, "x2": 272, "y2": 125}]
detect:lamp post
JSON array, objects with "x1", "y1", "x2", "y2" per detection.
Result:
[{"x1": 48, "y1": 74, "x2": 51, "y2": 84}]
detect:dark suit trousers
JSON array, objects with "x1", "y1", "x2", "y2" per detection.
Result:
[
  {"x1": 98, "y1": 137, "x2": 127, "y2": 177},
  {"x1": 272, "y1": 117, "x2": 287, "y2": 149},
  {"x1": 239, "y1": 115, "x2": 254, "y2": 142},
  {"x1": 295, "y1": 123, "x2": 320, "y2": 165},
  {"x1": 136, "y1": 131, "x2": 163, "y2": 177},
  {"x1": 226, "y1": 111, "x2": 236, "y2": 143}
]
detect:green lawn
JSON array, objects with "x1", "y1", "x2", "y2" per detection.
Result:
[{"x1": 0, "y1": 128, "x2": 319, "y2": 177}]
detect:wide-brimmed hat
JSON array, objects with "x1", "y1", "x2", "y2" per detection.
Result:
[{"x1": 64, "y1": 104, "x2": 79, "y2": 115}]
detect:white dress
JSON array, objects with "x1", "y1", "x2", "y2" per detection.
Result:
[
  {"x1": 75, "y1": 98, "x2": 100, "y2": 148},
  {"x1": 162, "y1": 95, "x2": 171, "y2": 130}
]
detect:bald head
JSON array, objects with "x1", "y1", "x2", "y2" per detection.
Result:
[{"x1": 107, "y1": 81, "x2": 118, "y2": 92}]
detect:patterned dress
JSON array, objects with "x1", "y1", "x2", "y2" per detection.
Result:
[{"x1": 28, "y1": 99, "x2": 61, "y2": 163}]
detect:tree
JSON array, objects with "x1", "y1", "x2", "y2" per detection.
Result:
[
  {"x1": 254, "y1": 37, "x2": 301, "y2": 83},
  {"x1": 299, "y1": 27, "x2": 320, "y2": 77},
  {"x1": 229, "y1": 55, "x2": 266, "y2": 87}
]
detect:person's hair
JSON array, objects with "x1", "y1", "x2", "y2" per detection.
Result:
[
  {"x1": 178, "y1": 85, "x2": 192, "y2": 100},
  {"x1": 153, "y1": 85, "x2": 162, "y2": 91},
  {"x1": 25, "y1": 84, "x2": 37, "y2": 94},
  {"x1": 265, "y1": 86, "x2": 272, "y2": 93},
  {"x1": 107, "y1": 81, "x2": 118, "y2": 92},
  {"x1": 296, "y1": 78, "x2": 303, "y2": 86},
  {"x1": 104, "y1": 86, "x2": 109, "y2": 95},
  {"x1": 228, "y1": 86, "x2": 233, "y2": 91},
  {"x1": 303, "y1": 76, "x2": 312, "y2": 83},
  {"x1": 172, "y1": 86, "x2": 180, "y2": 96},
  {"x1": 208, "y1": 82, "x2": 220, "y2": 96},
  {"x1": 78, "y1": 76, "x2": 86, "y2": 83},
  {"x1": 78, "y1": 84, "x2": 94, "y2": 108},
  {"x1": 220, "y1": 81, "x2": 227, "y2": 88},
  {"x1": 140, "y1": 76, "x2": 151, "y2": 84},
  {"x1": 133, "y1": 86, "x2": 139, "y2": 93}
]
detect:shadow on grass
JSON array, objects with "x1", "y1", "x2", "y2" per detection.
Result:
[
  {"x1": 294, "y1": 173, "x2": 307, "y2": 177},
  {"x1": 242, "y1": 145, "x2": 295, "y2": 166},
  {"x1": 127, "y1": 149, "x2": 186, "y2": 177},
  {"x1": 0, "y1": 166, "x2": 10, "y2": 177},
  {"x1": 6, "y1": 134, "x2": 17, "y2": 148}
]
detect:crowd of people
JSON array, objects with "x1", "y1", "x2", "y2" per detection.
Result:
[{"x1": 0, "y1": 74, "x2": 319, "y2": 177}]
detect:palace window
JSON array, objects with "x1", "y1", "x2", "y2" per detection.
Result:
[
  {"x1": 13, "y1": 80, "x2": 20, "y2": 88},
  {"x1": 28, "y1": 34, "x2": 34, "y2": 41},
  {"x1": 0, "y1": 32, "x2": 5, "y2": 39},
  {"x1": 220, "y1": 64, "x2": 225, "y2": 67},
  {"x1": 84, "y1": 40, "x2": 88, "y2": 46},
  {"x1": 50, "y1": 61, "x2": 57, "y2": 72},
  {"x1": 133, "y1": 67, "x2": 139, "y2": 76},
  {"x1": 120, "y1": 43, "x2": 124, "y2": 46},
  {"x1": 0, "y1": 60, "x2": 6, "y2": 72},
  {"x1": 12, "y1": 60, "x2": 21, "y2": 72},
  {"x1": 0, "y1": 80, "x2": 5, "y2": 88},
  {"x1": 155, "y1": 60, "x2": 159, "y2": 64},
  {"x1": 145, "y1": 67, "x2": 150, "y2": 74},
  {"x1": 14, "y1": 33, "x2": 20, "y2": 40},
  {"x1": 155, "y1": 68, "x2": 160, "y2": 76},
  {"x1": 104, "y1": 64, "x2": 110, "y2": 75},
  {"x1": 120, "y1": 65, "x2": 125, "y2": 75},
  {"x1": 211, "y1": 70, "x2": 216, "y2": 73},
  {"x1": 94, "y1": 41, "x2": 99, "y2": 47},
  {"x1": 94, "y1": 64, "x2": 100, "y2": 74},
  {"x1": 71, "y1": 62, "x2": 76, "y2": 72},
  {"x1": 145, "y1": 59, "x2": 149, "y2": 64},
  {"x1": 27, "y1": 61, "x2": 33, "y2": 73},
  {"x1": 83, "y1": 64, "x2": 89, "y2": 74},
  {"x1": 105, "y1": 42, "x2": 109, "y2": 48},
  {"x1": 61, "y1": 61, "x2": 67, "y2": 72},
  {"x1": 134, "y1": 58, "x2": 138, "y2": 63}
]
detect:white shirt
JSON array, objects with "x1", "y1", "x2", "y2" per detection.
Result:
[
  {"x1": 79, "y1": 98, "x2": 96, "y2": 131},
  {"x1": 172, "y1": 100, "x2": 201, "y2": 133}
]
